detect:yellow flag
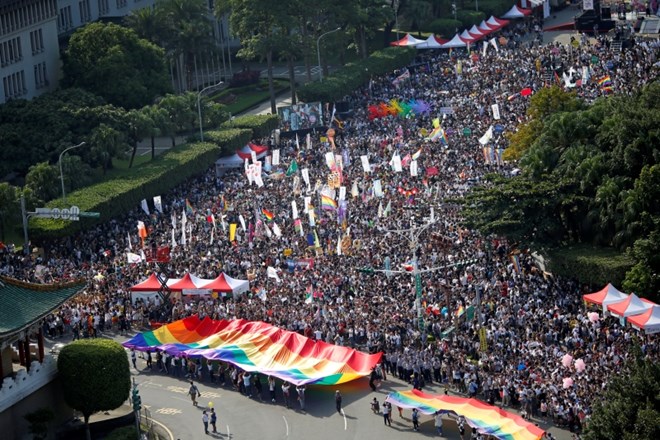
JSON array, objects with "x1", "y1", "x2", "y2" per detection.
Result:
[
  {"x1": 432, "y1": 118, "x2": 440, "y2": 129},
  {"x1": 229, "y1": 223, "x2": 237, "y2": 242}
]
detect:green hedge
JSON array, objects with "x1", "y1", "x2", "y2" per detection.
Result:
[
  {"x1": 219, "y1": 114, "x2": 279, "y2": 139},
  {"x1": 104, "y1": 426, "x2": 137, "y2": 440},
  {"x1": 456, "y1": 10, "x2": 486, "y2": 29},
  {"x1": 547, "y1": 245, "x2": 634, "y2": 288},
  {"x1": 297, "y1": 46, "x2": 416, "y2": 103},
  {"x1": 30, "y1": 142, "x2": 220, "y2": 237},
  {"x1": 204, "y1": 128, "x2": 253, "y2": 156},
  {"x1": 429, "y1": 19, "x2": 462, "y2": 38}
]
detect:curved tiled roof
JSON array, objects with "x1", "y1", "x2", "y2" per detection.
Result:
[{"x1": 0, "y1": 276, "x2": 86, "y2": 338}]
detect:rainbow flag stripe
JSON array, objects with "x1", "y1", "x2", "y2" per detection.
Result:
[
  {"x1": 123, "y1": 316, "x2": 381, "y2": 385},
  {"x1": 386, "y1": 390, "x2": 544, "y2": 440},
  {"x1": 262, "y1": 208, "x2": 274, "y2": 221},
  {"x1": 321, "y1": 194, "x2": 337, "y2": 210},
  {"x1": 597, "y1": 76, "x2": 611, "y2": 86}
]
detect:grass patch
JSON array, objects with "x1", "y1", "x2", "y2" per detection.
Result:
[{"x1": 210, "y1": 79, "x2": 289, "y2": 115}]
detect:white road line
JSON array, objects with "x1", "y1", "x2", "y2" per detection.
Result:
[
  {"x1": 226, "y1": 424, "x2": 231, "y2": 437},
  {"x1": 341, "y1": 409, "x2": 347, "y2": 430},
  {"x1": 282, "y1": 415, "x2": 289, "y2": 436}
]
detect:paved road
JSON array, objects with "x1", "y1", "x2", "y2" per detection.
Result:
[{"x1": 125, "y1": 353, "x2": 573, "y2": 440}]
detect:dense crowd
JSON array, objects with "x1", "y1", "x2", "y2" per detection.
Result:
[{"x1": 2, "y1": 18, "x2": 659, "y2": 438}]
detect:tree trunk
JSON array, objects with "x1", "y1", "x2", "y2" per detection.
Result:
[
  {"x1": 288, "y1": 56, "x2": 297, "y2": 105},
  {"x1": 84, "y1": 414, "x2": 91, "y2": 440},
  {"x1": 171, "y1": 136, "x2": 176, "y2": 148},
  {"x1": 151, "y1": 137, "x2": 156, "y2": 159},
  {"x1": 129, "y1": 143, "x2": 138, "y2": 168},
  {"x1": 383, "y1": 21, "x2": 395, "y2": 47},
  {"x1": 360, "y1": 26, "x2": 368, "y2": 60},
  {"x1": 267, "y1": 49, "x2": 276, "y2": 115}
]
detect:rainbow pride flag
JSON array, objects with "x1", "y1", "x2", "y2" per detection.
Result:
[
  {"x1": 123, "y1": 316, "x2": 382, "y2": 385},
  {"x1": 185, "y1": 198, "x2": 194, "y2": 216},
  {"x1": 261, "y1": 208, "x2": 275, "y2": 222},
  {"x1": 597, "y1": 76, "x2": 611, "y2": 87},
  {"x1": 321, "y1": 194, "x2": 337, "y2": 210},
  {"x1": 386, "y1": 389, "x2": 544, "y2": 440}
]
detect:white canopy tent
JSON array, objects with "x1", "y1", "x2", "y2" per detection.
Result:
[
  {"x1": 442, "y1": 33, "x2": 469, "y2": 48},
  {"x1": 390, "y1": 33, "x2": 426, "y2": 47},
  {"x1": 415, "y1": 35, "x2": 447, "y2": 49},
  {"x1": 502, "y1": 5, "x2": 532, "y2": 19}
]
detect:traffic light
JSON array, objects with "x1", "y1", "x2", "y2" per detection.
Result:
[{"x1": 132, "y1": 387, "x2": 141, "y2": 411}]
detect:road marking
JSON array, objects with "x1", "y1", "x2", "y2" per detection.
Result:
[
  {"x1": 282, "y1": 415, "x2": 289, "y2": 436},
  {"x1": 144, "y1": 416, "x2": 175, "y2": 440},
  {"x1": 200, "y1": 391, "x2": 221, "y2": 399},
  {"x1": 155, "y1": 407, "x2": 182, "y2": 415},
  {"x1": 226, "y1": 424, "x2": 231, "y2": 437},
  {"x1": 166, "y1": 385, "x2": 188, "y2": 394},
  {"x1": 341, "y1": 409, "x2": 347, "y2": 430}
]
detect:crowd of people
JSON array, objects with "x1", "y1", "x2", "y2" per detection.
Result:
[{"x1": 1, "y1": 16, "x2": 659, "y2": 439}]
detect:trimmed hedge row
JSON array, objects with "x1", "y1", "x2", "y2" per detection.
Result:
[
  {"x1": 297, "y1": 46, "x2": 417, "y2": 103},
  {"x1": 204, "y1": 128, "x2": 253, "y2": 156},
  {"x1": 547, "y1": 245, "x2": 634, "y2": 288},
  {"x1": 31, "y1": 142, "x2": 220, "y2": 237},
  {"x1": 219, "y1": 114, "x2": 279, "y2": 139}
]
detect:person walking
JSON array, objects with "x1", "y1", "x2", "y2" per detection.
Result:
[
  {"x1": 268, "y1": 375, "x2": 277, "y2": 403},
  {"x1": 130, "y1": 348, "x2": 137, "y2": 370},
  {"x1": 434, "y1": 411, "x2": 443, "y2": 435},
  {"x1": 243, "y1": 372, "x2": 252, "y2": 397},
  {"x1": 189, "y1": 381, "x2": 201, "y2": 406},
  {"x1": 382, "y1": 401, "x2": 392, "y2": 426},
  {"x1": 412, "y1": 408, "x2": 420, "y2": 431},
  {"x1": 210, "y1": 408, "x2": 217, "y2": 434},
  {"x1": 296, "y1": 384, "x2": 306, "y2": 411},
  {"x1": 335, "y1": 390, "x2": 343, "y2": 414},
  {"x1": 202, "y1": 411, "x2": 209, "y2": 435}
]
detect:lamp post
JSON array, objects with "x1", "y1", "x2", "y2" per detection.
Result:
[
  {"x1": 197, "y1": 81, "x2": 224, "y2": 142},
  {"x1": 316, "y1": 27, "x2": 341, "y2": 82},
  {"x1": 59, "y1": 141, "x2": 86, "y2": 203}
]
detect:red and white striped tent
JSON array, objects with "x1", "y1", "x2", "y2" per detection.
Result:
[
  {"x1": 130, "y1": 273, "x2": 179, "y2": 291},
  {"x1": 607, "y1": 293, "x2": 656, "y2": 317},
  {"x1": 502, "y1": 5, "x2": 532, "y2": 18},
  {"x1": 487, "y1": 16, "x2": 510, "y2": 29},
  {"x1": 583, "y1": 283, "x2": 629, "y2": 310},
  {"x1": 468, "y1": 25, "x2": 487, "y2": 40},
  {"x1": 627, "y1": 305, "x2": 660, "y2": 334},
  {"x1": 442, "y1": 33, "x2": 469, "y2": 48},
  {"x1": 415, "y1": 35, "x2": 448, "y2": 49},
  {"x1": 390, "y1": 33, "x2": 425, "y2": 47},
  {"x1": 460, "y1": 29, "x2": 479, "y2": 43},
  {"x1": 168, "y1": 273, "x2": 212, "y2": 291},
  {"x1": 201, "y1": 273, "x2": 250, "y2": 295},
  {"x1": 477, "y1": 21, "x2": 497, "y2": 35}
]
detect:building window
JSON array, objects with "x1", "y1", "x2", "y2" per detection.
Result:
[
  {"x1": 2, "y1": 70, "x2": 27, "y2": 100},
  {"x1": 34, "y1": 62, "x2": 48, "y2": 89},
  {"x1": 116, "y1": 0, "x2": 127, "y2": 9},
  {"x1": 0, "y1": 37, "x2": 23, "y2": 67},
  {"x1": 98, "y1": 0, "x2": 109, "y2": 15},
  {"x1": 79, "y1": 0, "x2": 91, "y2": 23},
  {"x1": 29, "y1": 29, "x2": 44, "y2": 55},
  {"x1": 57, "y1": 6, "x2": 73, "y2": 32}
]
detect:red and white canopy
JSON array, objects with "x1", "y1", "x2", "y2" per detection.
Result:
[
  {"x1": 442, "y1": 33, "x2": 469, "y2": 48},
  {"x1": 201, "y1": 273, "x2": 250, "y2": 294},
  {"x1": 130, "y1": 273, "x2": 179, "y2": 291},
  {"x1": 502, "y1": 5, "x2": 532, "y2": 19},
  {"x1": 607, "y1": 293, "x2": 656, "y2": 317},
  {"x1": 237, "y1": 143, "x2": 268, "y2": 160},
  {"x1": 627, "y1": 305, "x2": 660, "y2": 334},
  {"x1": 459, "y1": 29, "x2": 478, "y2": 43},
  {"x1": 487, "y1": 16, "x2": 510, "y2": 29},
  {"x1": 468, "y1": 25, "x2": 487, "y2": 39},
  {"x1": 416, "y1": 35, "x2": 448, "y2": 49},
  {"x1": 168, "y1": 273, "x2": 212, "y2": 291},
  {"x1": 478, "y1": 21, "x2": 497, "y2": 35},
  {"x1": 583, "y1": 283, "x2": 628, "y2": 308},
  {"x1": 390, "y1": 33, "x2": 425, "y2": 47}
]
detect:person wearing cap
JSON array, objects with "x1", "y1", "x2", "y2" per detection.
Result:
[{"x1": 335, "y1": 390, "x2": 343, "y2": 413}]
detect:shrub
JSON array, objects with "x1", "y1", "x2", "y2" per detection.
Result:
[
  {"x1": 456, "y1": 10, "x2": 486, "y2": 29},
  {"x1": 219, "y1": 114, "x2": 279, "y2": 139},
  {"x1": 104, "y1": 426, "x2": 138, "y2": 440},
  {"x1": 428, "y1": 18, "x2": 462, "y2": 38},
  {"x1": 204, "y1": 129, "x2": 253, "y2": 156},
  {"x1": 547, "y1": 245, "x2": 634, "y2": 288},
  {"x1": 229, "y1": 69, "x2": 260, "y2": 88}
]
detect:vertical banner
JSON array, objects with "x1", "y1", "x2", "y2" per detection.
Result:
[
  {"x1": 303, "y1": 196, "x2": 311, "y2": 213},
  {"x1": 339, "y1": 186, "x2": 346, "y2": 201},
  {"x1": 391, "y1": 154, "x2": 402, "y2": 172},
  {"x1": 306, "y1": 133, "x2": 311, "y2": 150},
  {"x1": 491, "y1": 104, "x2": 501, "y2": 120},
  {"x1": 264, "y1": 155, "x2": 272, "y2": 172},
  {"x1": 140, "y1": 199, "x2": 150, "y2": 215},
  {"x1": 325, "y1": 152, "x2": 336, "y2": 170},
  {"x1": 291, "y1": 201, "x2": 299, "y2": 219},
  {"x1": 373, "y1": 179, "x2": 383, "y2": 198},
  {"x1": 229, "y1": 223, "x2": 237, "y2": 242},
  {"x1": 301, "y1": 168, "x2": 310, "y2": 189},
  {"x1": 238, "y1": 215, "x2": 246, "y2": 232},
  {"x1": 410, "y1": 160, "x2": 418, "y2": 177},
  {"x1": 251, "y1": 150, "x2": 258, "y2": 164},
  {"x1": 360, "y1": 155, "x2": 371, "y2": 173},
  {"x1": 272, "y1": 149, "x2": 280, "y2": 166},
  {"x1": 153, "y1": 196, "x2": 163, "y2": 214}
]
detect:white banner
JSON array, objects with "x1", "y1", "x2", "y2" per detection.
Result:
[
  {"x1": 126, "y1": 252, "x2": 142, "y2": 264},
  {"x1": 301, "y1": 168, "x2": 310, "y2": 187},
  {"x1": 251, "y1": 150, "x2": 258, "y2": 164},
  {"x1": 272, "y1": 149, "x2": 280, "y2": 166},
  {"x1": 351, "y1": 181, "x2": 359, "y2": 198},
  {"x1": 303, "y1": 196, "x2": 311, "y2": 213},
  {"x1": 583, "y1": 0, "x2": 593, "y2": 10},
  {"x1": 391, "y1": 154, "x2": 402, "y2": 172},
  {"x1": 360, "y1": 155, "x2": 371, "y2": 173},
  {"x1": 410, "y1": 160, "x2": 418, "y2": 176},
  {"x1": 325, "y1": 152, "x2": 336, "y2": 169},
  {"x1": 292, "y1": 201, "x2": 299, "y2": 219},
  {"x1": 308, "y1": 209, "x2": 316, "y2": 227},
  {"x1": 373, "y1": 179, "x2": 383, "y2": 198},
  {"x1": 239, "y1": 214, "x2": 246, "y2": 232},
  {"x1": 491, "y1": 104, "x2": 501, "y2": 120},
  {"x1": 479, "y1": 126, "x2": 493, "y2": 145},
  {"x1": 153, "y1": 196, "x2": 163, "y2": 214},
  {"x1": 339, "y1": 186, "x2": 346, "y2": 201},
  {"x1": 140, "y1": 199, "x2": 150, "y2": 215}
]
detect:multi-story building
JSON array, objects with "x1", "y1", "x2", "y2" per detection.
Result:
[{"x1": 0, "y1": 0, "x2": 60, "y2": 104}]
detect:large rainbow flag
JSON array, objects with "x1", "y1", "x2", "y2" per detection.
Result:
[
  {"x1": 385, "y1": 389, "x2": 544, "y2": 440},
  {"x1": 123, "y1": 316, "x2": 382, "y2": 385}
]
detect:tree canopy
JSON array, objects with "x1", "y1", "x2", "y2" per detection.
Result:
[
  {"x1": 62, "y1": 22, "x2": 171, "y2": 109},
  {"x1": 57, "y1": 339, "x2": 130, "y2": 440},
  {"x1": 463, "y1": 83, "x2": 660, "y2": 300}
]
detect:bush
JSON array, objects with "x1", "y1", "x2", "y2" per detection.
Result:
[
  {"x1": 428, "y1": 18, "x2": 462, "y2": 38},
  {"x1": 104, "y1": 426, "x2": 137, "y2": 440},
  {"x1": 456, "y1": 10, "x2": 486, "y2": 29},
  {"x1": 220, "y1": 114, "x2": 279, "y2": 139},
  {"x1": 476, "y1": 0, "x2": 512, "y2": 18},
  {"x1": 204, "y1": 129, "x2": 253, "y2": 156},
  {"x1": 229, "y1": 69, "x2": 260, "y2": 88},
  {"x1": 297, "y1": 46, "x2": 416, "y2": 103},
  {"x1": 547, "y1": 245, "x2": 634, "y2": 288},
  {"x1": 30, "y1": 142, "x2": 221, "y2": 237}
]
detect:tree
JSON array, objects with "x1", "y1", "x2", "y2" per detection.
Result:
[
  {"x1": 142, "y1": 105, "x2": 168, "y2": 159},
  {"x1": 89, "y1": 124, "x2": 125, "y2": 174},
  {"x1": 25, "y1": 162, "x2": 60, "y2": 203},
  {"x1": 156, "y1": 93, "x2": 196, "y2": 147},
  {"x1": 125, "y1": 109, "x2": 154, "y2": 168},
  {"x1": 63, "y1": 22, "x2": 171, "y2": 109},
  {"x1": 57, "y1": 339, "x2": 130, "y2": 440},
  {"x1": 0, "y1": 183, "x2": 19, "y2": 241},
  {"x1": 583, "y1": 341, "x2": 660, "y2": 440}
]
